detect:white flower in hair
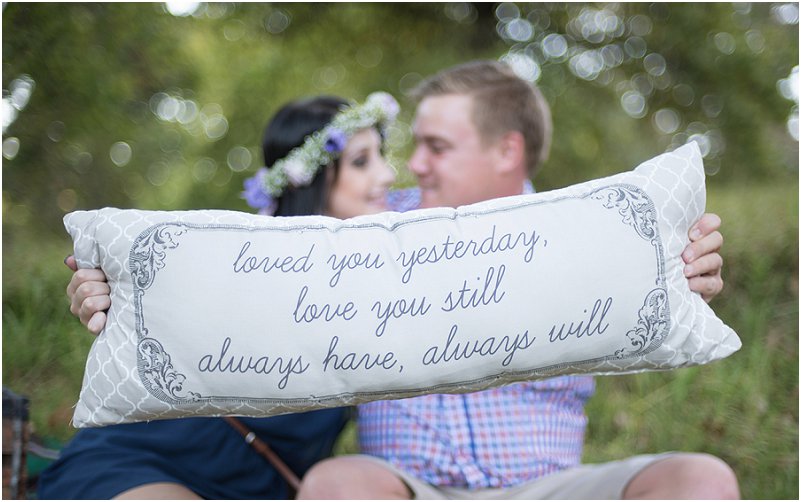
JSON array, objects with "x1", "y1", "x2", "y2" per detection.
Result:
[
  {"x1": 284, "y1": 158, "x2": 313, "y2": 186},
  {"x1": 367, "y1": 92, "x2": 400, "y2": 122}
]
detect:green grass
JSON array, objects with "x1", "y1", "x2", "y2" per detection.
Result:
[
  {"x1": 582, "y1": 182, "x2": 799, "y2": 499},
  {"x1": 3, "y1": 182, "x2": 798, "y2": 498},
  {"x1": 2, "y1": 232, "x2": 95, "y2": 442}
]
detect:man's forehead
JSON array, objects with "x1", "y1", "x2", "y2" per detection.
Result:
[
  {"x1": 417, "y1": 93, "x2": 472, "y2": 116},
  {"x1": 413, "y1": 93, "x2": 476, "y2": 138}
]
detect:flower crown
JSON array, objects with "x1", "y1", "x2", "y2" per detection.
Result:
[{"x1": 242, "y1": 92, "x2": 400, "y2": 215}]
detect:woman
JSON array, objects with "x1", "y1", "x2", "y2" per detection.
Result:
[{"x1": 39, "y1": 93, "x2": 398, "y2": 499}]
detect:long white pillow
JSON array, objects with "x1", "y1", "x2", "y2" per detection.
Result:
[{"x1": 64, "y1": 143, "x2": 740, "y2": 427}]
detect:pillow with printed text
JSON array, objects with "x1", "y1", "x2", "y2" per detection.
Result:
[{"x1": 64, "y1": 143, "x2": 741, "y2": 427}]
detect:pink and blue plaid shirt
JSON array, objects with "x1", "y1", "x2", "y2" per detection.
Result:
[{"x1": 358, "y1": 186, "x2": 596, "y2": 489}]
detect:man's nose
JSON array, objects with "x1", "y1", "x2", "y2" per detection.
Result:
[{"x1": 408, "y1": 147, "x2": 428, "y2": 176}]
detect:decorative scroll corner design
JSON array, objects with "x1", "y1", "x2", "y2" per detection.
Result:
[
  {"x1": 138, "y1": 337, "x2": 202, "y2": 403},
  {"x1": 130, "y1": 224, "x2": 188, "y2": 291},
  {"x1": 591, "y1": 186, "x2": 657, "y2": 242},
  {"x1": 615, "y1": 288, "x2": 669, "y2": 358}
]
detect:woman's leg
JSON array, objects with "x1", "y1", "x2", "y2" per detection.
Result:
[{"x1": 114, "y1": 482, "x2": 202, "y2": 499}]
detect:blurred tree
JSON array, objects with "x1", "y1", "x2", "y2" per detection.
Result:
[
  {"x1": 3, "y1": 3, "x2": 201, "y2": 235},
  {"x1": 2, "y1": 3, "x2": 798, "y2": 236},
  {"x1": 2, "y1": 3, "x2": 503, "y2": 234},
  {"x1": 492, "y1": 3, "x2": 799, "y2": 190}
]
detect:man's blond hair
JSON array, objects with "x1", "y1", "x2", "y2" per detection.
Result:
[{"x1": 411, "y1": 60, "x2": 552, "y2": 177}]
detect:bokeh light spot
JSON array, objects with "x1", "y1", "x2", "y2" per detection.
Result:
[
  {"x1": 621, "y1": 90, "x2": 647, "y2": 118},
  {"x1": 505, "y1": 18, "x2": 534, "y2": 42},
  {"x1": 2, "y1": 98, "x2": 18, "y2": 133},
  {"x1": 653, "y1": 108, "x2": 681, "y2": 134},
  {"x1": 629, "y1": 14, "x2": 653, "y2": 37},
  {"x1": 687, "y1": 133, "x2": 711, "y2": 157},
  {"x1": 110, "y1": 141, "x2": 133, "y2": 167},
  {"x1": 701, "y1": 94, "x2": 724, "y2": 118},
  {"x1": 777, "y1": 66, "x2": 799, "y2": 103},
  {"x1": 9, "y1": 76, "x2": 35, "y2": 111},
  {"x1": 526, "y1": 9, "x2": 550, "y2": 30},
  {"x1": 495, "y1": 3, "x2": 520, "y2": 22},
  {"x1": 76, "y1": 151, "x2": 93, "y2": 173},
  {"x1": 745, "y1": 29, "x2": 765, "y2": 54},
  {"x1": 165, "y1": 1, "x2": 200, "y2": 17},
  {"x1": 733, "y1": 3, "x2": 752, "y2": 14},
  {"x1": 444, "y1": 3, "x2": 477, "y2": 24},
  {"x1": 704, "y1": 158, "x2": 722, "y2": 176},
  {"x1": 771, "y1": 3, "x2": 799, "y2": 25},
  {"x1": 314, "y1": 64, "x2": 347, "y2": 90},
  {"x1": 385, "y1": 122, "x2": 412, "y2": 151},
  {"x1": 156, "y1": 95, "x2": 180, "y2": 121},
  {"x1": 57, "y1": 189, "x2": 78, "y2": 212},
  {"x1": 600, "y1": 44, "x2": 624, "y2": 68},
  {"x1": 631, "y1": 73, "x2": 654, "y2": 96},
  {"x1": 47, "y1": 121, "x2": 66, "y2": 142},
  {"x1": 3, "y1": 137, "x2": 20, "y2": 160},
  {"x1": 224, "y1": 19, "x2": 246, "y2": 41},
  {"x1": 713, "y1": 32, "x2": 736, "y2": 55},
  {"x1": 147, "y1": 161, "x2": 170, "y2": 186},
  {"x1": 643, "y1": 53, "x2": 666, "y2": 76},
  {"x1": 265, "y1": 9, "x2": 291, "y2": 34},
  {"x1": 569, "y1": 50, "x2": 604, "y2": 81},
  {"x1": 204, "y1": 114, "x2": 229, "y2": 140},
  {"x1": 213, "y1": 166, "x2": 233, "y2": 187},
  {"x1": 541, "y1": 33, "x2": 568, "y2": 60},
  {"x1": 652, "y1": 71, "x2": 672, "y2": 91},
  {"x1": 203, "y1": 3, "x2": 231, "y2": 19},
  {"x1": 178, "y1": 99, "x2": 199, "y2": 124},
  {"x1": 624, "y1": 36, "x2": 647, "y2": 59},
  {"x1": 193, "y1": 157, "x2": 218, "y2": 182},
  {"x1": 787, "y1": 110, "x2": 799, "y2": 141},
  {"x1": 227, "y1": 146, "x2": 253, "y2": 172},
  {"x1": 501, "y1": 53, "x2": 541, "y2": 82},
  {"x1": 705, "y1": 128, "x2": 726, "y2": 157}
]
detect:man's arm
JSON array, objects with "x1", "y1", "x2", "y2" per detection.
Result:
[{"x1": 64, "y1": 213, "x2": 726, "y2": 333}]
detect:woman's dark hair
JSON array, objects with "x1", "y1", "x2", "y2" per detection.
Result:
[{"x1": 262, "y1": 96, "x2": 348, "y2": 217}]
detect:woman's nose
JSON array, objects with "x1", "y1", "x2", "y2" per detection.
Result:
[{"x1": 375, "y1": 157, "x2": 396, "y2": 186}]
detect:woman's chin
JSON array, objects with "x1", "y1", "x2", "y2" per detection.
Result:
[
  {"x1": 362, "y1": 202, "x2": 388, "y2": 215},
  {"x1": 363, "y1": 196, "x2": 388, "y2": 214}
]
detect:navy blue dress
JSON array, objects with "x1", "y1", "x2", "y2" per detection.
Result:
[{"x1": 38, "y1": 409, "x2": 348, "y2": 499}]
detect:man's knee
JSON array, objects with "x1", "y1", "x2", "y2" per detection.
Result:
[
  {"x1": 689, "y1": 454, "x2": 740, "y2": 499},
  {"x1": 625, "y1": 453, "x2": 739, "y2": 499},
  {"x1": 297, "y1": 458, "x2": 349, "y2": 499},
  {"x1": 298, "y1": 456, "x2": 411, "y2": 500}
]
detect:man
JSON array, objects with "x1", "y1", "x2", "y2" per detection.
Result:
[
  {"x1": 295, "y1": 60, "x2": 738, "y2": 499},
  {"x1": 66, "y1": 60, "x2": 734, "y2": 499}
]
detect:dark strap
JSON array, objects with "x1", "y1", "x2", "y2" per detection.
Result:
[{"x1": 223, "y1": 417, "x2": 301, "y2": 493}]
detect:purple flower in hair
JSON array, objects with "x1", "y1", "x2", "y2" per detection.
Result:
[
  {"x1": 242, "y1": 168, "x2": 275, "y2": 212},
  {"x1": 324, "y1": 128, "x2": 348, "y2": 154}
]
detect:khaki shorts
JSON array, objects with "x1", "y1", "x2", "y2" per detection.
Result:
[{"x1": 354, "y1": 453, "x2": 676, "y2": 500}]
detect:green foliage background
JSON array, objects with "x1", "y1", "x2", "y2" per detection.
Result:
[{"x1": 2, "y1": 3, "x2": 798, "y2": 499}]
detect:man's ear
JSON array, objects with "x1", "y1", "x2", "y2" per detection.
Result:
[{"x1": 492, "y1": 130, "x2": 526, "y2": 175}]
